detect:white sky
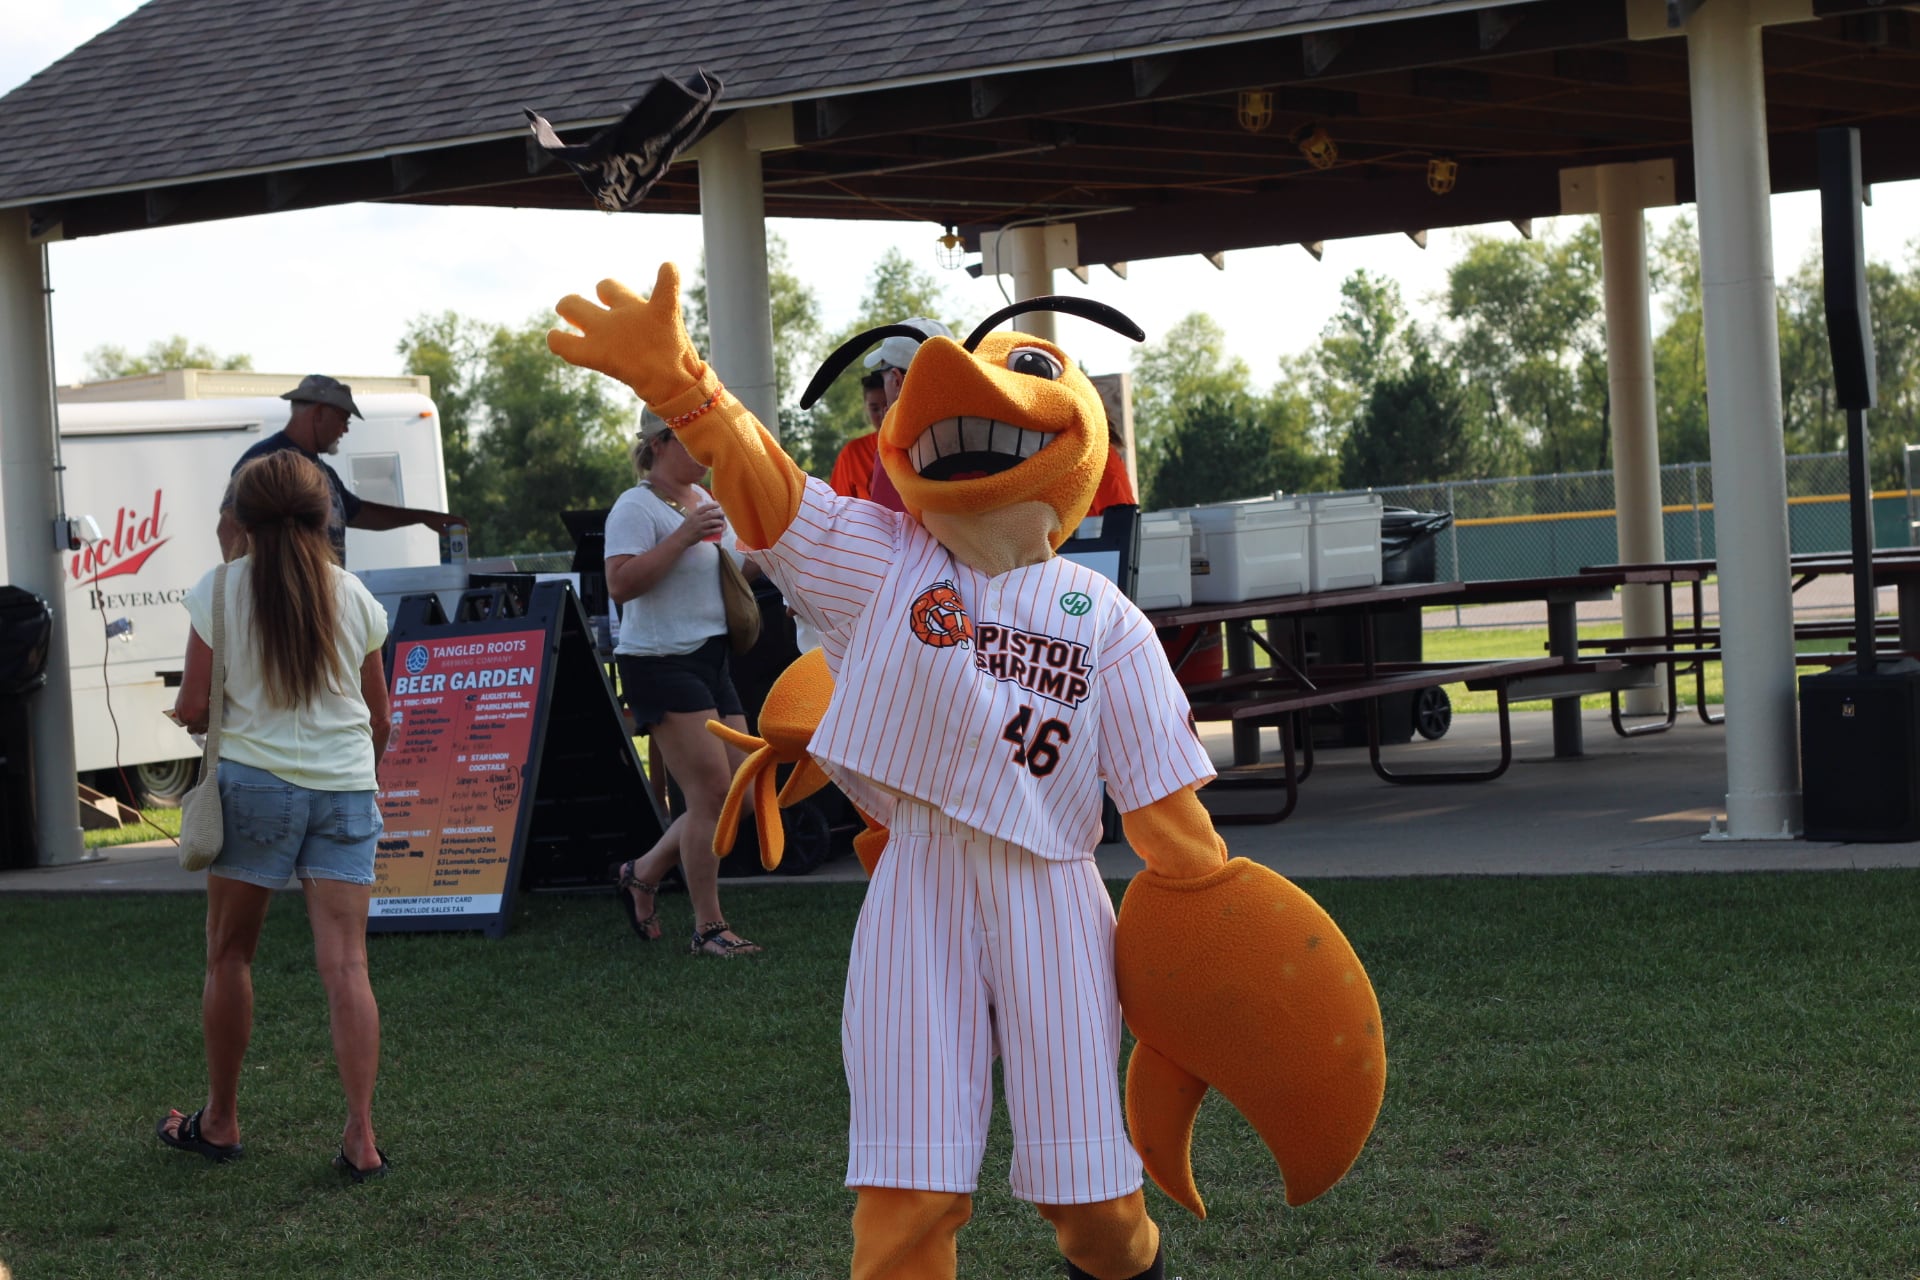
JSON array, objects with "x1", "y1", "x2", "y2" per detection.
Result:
[{"x1": 7, "y1": 0, "x2": 1917, "y2": 392}]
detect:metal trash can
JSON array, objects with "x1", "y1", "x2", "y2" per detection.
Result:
[
  {"x1": 1, "y1": 586, "x2": 54, "y2": 868},
  {"x1": 1381, "y1": 508, "x2": 1454, "y2": 585}
]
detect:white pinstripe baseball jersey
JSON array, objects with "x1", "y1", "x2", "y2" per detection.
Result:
[{"x1": 751, "y1": 477, "x2": 1214, "y2": 860}]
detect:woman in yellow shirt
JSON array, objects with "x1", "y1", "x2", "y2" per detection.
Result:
[{"x1": 157, "y1": 450, "x2": 395, "y2": 1183}]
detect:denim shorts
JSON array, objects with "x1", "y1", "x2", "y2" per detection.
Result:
[{"x1": 210, "y1": 760, "x2": 382, "y2": 888}]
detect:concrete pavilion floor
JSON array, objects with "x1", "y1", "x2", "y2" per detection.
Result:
[{"x1": 7, "y1": 704, "x2": 1919, "y2": 898}]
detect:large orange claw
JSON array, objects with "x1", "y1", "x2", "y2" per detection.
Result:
[
  {"x1": 1114, "y1": 859, "x2": 1385, "y2": 1215},
  {"x1": 547, "y1": 262, "x2": 707, "y2": 405}
]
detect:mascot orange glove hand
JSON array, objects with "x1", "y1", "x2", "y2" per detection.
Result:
[
  {"x1": 1114, "y1": 787, "x2": 1385, "y2": 1217},
  {"x1": 547, "y1": 263, "x2": 711, "y2": 410}
]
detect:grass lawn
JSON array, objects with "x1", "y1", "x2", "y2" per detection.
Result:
[
  {"x1": 82, "y1": 809, "x2": 181, "y2": 852},
  {"x1": 4, "y1": 872, "x2": 1918, "y2": 1278}
]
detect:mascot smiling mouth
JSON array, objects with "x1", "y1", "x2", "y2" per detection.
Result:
[{"x1": 909, "y1": 416, "x2": 1053, "y2": 481}]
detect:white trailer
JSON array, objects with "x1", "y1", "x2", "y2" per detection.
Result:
[{"x1": 54, "y1": 370, "x2": 448, "y2": 803}]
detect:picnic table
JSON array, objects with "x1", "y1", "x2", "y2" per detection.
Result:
[
  {"x1": 1145, "y1": 579, "x2": 1624, "y2": 823},
  {"x1": 1576, "y1": 550, "x2": 1920, "y2": 736}
]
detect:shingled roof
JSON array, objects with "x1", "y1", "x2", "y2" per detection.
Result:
[
  {"x1": 5, "y1": 0, "x2": 1917, "y2": 260},
  {"x1": 0, "y1": 0, "x2": 1455, "y2": 208}
]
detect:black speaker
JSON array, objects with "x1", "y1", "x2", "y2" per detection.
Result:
[
  {"x1": 1818, "y1": 128, "x2": 1877, "y2": 413},
  {"x1": 1800, "y1": 661, "x2": 1920, "y2": 842}
]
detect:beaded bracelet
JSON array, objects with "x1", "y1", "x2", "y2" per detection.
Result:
[{"x1": 666, "y1": 394, "x2": 718, "y2": 429}]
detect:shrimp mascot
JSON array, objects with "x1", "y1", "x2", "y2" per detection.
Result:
[{"x1": 550, "y1": 266, "x2": 1384, "y2": 1280}]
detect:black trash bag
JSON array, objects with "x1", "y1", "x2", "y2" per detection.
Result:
[
  {"x1": 0, "y1": 587, "x2": 53, "y2": 695},
  {"x1": 1380, "y1": 508, "x2": 1454, "y2": 584}
]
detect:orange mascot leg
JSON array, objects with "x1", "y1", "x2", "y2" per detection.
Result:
[
  {"x1": 1037, "y1": 1190, "x2": 1162, "y2": 1280},
  {"x1": 851, "y1": 1187, "x2": 972, "y2": 1280}
]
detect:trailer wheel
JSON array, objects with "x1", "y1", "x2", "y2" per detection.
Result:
[
  {"x1": 1412, "y1": 687, "x2": 1453, "y2": 741},
  {"x1": 134, "y1": 758, "x2": 197, "y2": 808}
]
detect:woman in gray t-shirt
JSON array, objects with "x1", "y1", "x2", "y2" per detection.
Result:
[{"x1": 604, "y1": 419, "x2": 760, "y2": 958}]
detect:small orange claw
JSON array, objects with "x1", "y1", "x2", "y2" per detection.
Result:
[
  {"x1": 708, "y1": 649, "x2": 836, "y2": 870},
  {"x1": 1115, "y1": 859, "x2": 1385, "y2": 1214}
]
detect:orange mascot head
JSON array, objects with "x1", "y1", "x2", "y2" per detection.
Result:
[{"x1": 800, "y1": 298, "x2": 1143, "y2": 551}]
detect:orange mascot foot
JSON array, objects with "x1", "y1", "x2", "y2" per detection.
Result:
[
  {"x1": 851, "y1": 1187, "x2": 972, "y2": 1280},
  {"x1": 1038, "y1": 1190, "x2": 1160, "y2": 1279}
]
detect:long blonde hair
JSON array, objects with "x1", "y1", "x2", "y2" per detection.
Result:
[{"x1": 230, "y1": 451, "x2": 349, "y2": 707}]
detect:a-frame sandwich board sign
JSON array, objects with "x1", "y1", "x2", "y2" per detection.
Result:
[{"x1": 370, "y1": 580, "x2": 665, "y2": 938}]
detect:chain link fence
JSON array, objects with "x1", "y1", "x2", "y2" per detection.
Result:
[
  {"x1": 1338, "y1": 452, "x2": 1901, "y2": 583},
  {"x1": 500, "y1": 452, "x2": 1908, "y2": 599}
]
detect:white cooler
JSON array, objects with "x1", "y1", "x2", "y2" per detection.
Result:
[
  {"x1": 1185, "y1": 498, "x2": 1311, "y2": 603},
  {"x1": 1134, "y1": 511, "x2": 1194, "y2": 609},
  {"x1": 1307, "y1": 494, "x2": 1384, "y2": 592}
]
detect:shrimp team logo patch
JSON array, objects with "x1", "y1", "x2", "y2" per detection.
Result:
[{"x1": 907, "y1": 580, "x2": 974, "y2": 648}]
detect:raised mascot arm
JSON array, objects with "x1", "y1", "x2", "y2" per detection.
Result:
[{"x1": 547, "y1": 263, "x2": 804, "y2": 550}]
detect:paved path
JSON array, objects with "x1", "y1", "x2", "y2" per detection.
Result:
[{"x1": 8, "y1": 708, "x2": 1917, "y2": 897}]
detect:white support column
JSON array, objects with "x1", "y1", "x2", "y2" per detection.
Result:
[
  {"x1": 697, "y1": 114, "x2": 778, "y2": 432},
  {"x1": 1595, "y1": 161, "x2": 1672, "y2": 715},
  {"x1": 1685, "y1": 0, "x2": 1802, "y2": 837},
  {"x1": 1003, "y1": 227, "x2": 1057, "y2": 344},
  {"x1": 979, "y1": 225, "x2": 1082, "y2": 346},
  {"x1": 0, "y1": 212, "x2": 84, "y2": 864}
]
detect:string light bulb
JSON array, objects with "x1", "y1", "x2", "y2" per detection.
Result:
[
  {"x1": 1427, "y1": 156, "x2": 1458, "y2": 195},
  {"x1": 1293, "y1": 123, "x2": 1338, "y2": 170},
  {"x1": 935, "y1": 225, "x2": 967, "y2": 270},
  {"x1": 1236, "y1": 89, "x2": 1274, "y2": 133}
]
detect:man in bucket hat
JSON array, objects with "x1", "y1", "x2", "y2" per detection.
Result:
[{"x1": 216, "y1": 374, "x2": 465, "y2": 563}]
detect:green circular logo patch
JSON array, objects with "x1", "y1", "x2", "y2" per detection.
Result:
[{"x1": 1060, "y1": 591, "x2": 1093, "y2": 617}]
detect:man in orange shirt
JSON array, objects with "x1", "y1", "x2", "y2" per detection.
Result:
[{"x1": 827, "y1": 372, "x2": 889, "y2": 499}]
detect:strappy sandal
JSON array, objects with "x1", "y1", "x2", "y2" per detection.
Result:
[
  {"x1": 690, "y1": 920, "x2": 762, "y2": 958},
  {"x1": 332, "y1": 1146, "x2": 390, "y2": 1184},
  {"x1": 616, "y1": 860, "x2": 661, "y2": 942},
  {"x1": 155, "y1": 1107, "x2": 243, "y2": 1162}
]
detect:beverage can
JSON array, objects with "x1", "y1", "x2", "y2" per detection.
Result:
[{"x1": 440, "y1": 520, "x2": 469, "y2": 565}]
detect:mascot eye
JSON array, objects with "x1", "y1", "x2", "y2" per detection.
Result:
[{"x1": 1006, "y1": 346, "x2": 1062, "y2": 380}]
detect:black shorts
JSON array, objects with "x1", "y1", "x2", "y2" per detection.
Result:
[{"x1": 616, "y1": 635, "x2": 745, "y2": 732}]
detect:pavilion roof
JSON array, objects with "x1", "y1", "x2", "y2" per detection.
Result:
[{"x1": 3, "y1": 0, "x2": 1914, "y2": 261}]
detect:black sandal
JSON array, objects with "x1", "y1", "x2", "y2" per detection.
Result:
[
  {"x1": 616, "y1": 860, "x2": 661, "y2": 942},
  {"x1": 155, "y1": 1107, "x2": 244, "y2": 1163},
  {"x1": 332, "y1": 1146, "x2": 390, "y2": 1184},
  {"x1": 690, "y1": 920, "x2": 762, "y2": 958}
]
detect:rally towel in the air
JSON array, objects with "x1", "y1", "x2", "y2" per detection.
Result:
[{"x1": 525, "y1": 70, "x2": 722, "y2": 213}]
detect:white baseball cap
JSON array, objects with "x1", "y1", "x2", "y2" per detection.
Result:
[{"x1": 862, "y1": 317, "x2": 952, "y2": 372}]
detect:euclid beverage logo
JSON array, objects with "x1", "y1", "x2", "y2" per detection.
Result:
[
  {"x1": 68, "y1": 489, "x2": 189, "y2": 612},
  {"x1": 70, "y1": 490, "x2": 168, "y2": 586}
]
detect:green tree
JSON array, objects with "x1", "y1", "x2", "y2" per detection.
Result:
[
  {"x1": 1649, "y1": 216, "x2": 1711, "y2": 466},
  {"x1": 1145, "y1": 388, "x2": 1331, "y2": 509},
  {"x1": 399, "y1": 313, "x2": 634, "y2": 555},
  {"x1": 1129, "y1": 312, "x2": 1252, "y2": 496},
  {"x1": 1446, "y1": 223, "x2": 1608, "y2": 476},
  {"x1": 1339, "y1": 346, "x2": 1470, "y2": 489},
  {"x1": 1303, "y1": 271, "x2": 1410, "y2": 452},
  {"x1": 83, "y1": 335, "x2": 251, "y2": 381},
  {"x1": 791, "y1": 248, "x2": 966, "y2": 478},
  {"x1": 396, "y1": 311, "x2": 485, "y2": 511},
  {"x1": 684, "y1": 232, "x2": 823, "y2": 420},
  {"x1": 1777, "y1": 244, "x2": 1920, "y2": 488}
]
